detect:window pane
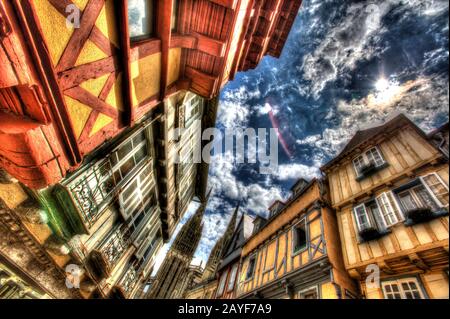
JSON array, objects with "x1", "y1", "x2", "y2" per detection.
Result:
[
  {"x1": 129, "y1": 0, "x2": 154, "y2": 39},
  {"x1": 134, "y1": 144, "x2": 148, "y2": 165},
  {"x1": 423, "y1": 174, "x2": 449, "y2": 206},
  {"x1": 415, "y1": 186, "x2": 439, "y2": 211},
  {"x1": 117, "y1": 141, "x2": 133, "y2": 162},
  {"x1": 293, "y1": 220, "x2": 307, "y2": 252},
  {"x1": 398, "y1": 190, "x2": 418, "y2": 211},
  {"x1": 120, "y1": 156, "x2": 135, "y2": 180},
  {"x1": 355, "y1": 205, "x2": 370, "y2": 230},
  {"x1": 366, "y1": 147, "x2": 384, "y2": 166},
  {"x1": 171, "y1": 0, "x2": 179, "y2": 31}
]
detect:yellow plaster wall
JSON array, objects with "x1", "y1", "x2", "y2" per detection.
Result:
[
  {"x1": 131, "y1": 53, "x2": 161, "y2": 107},
  {"x1": 321, "y1": 282, "x2": 338, "y2": 299},
  {"x1": 75, "y1": 40, "x2": 108, "y2": 67},
  {"x1": 168, "y1": 48, "x2": 181, "y2": 86},
  {"x1": 95, "y1": 0, "x2": 120, "y2": 48},
  {"x1": 33, "y1": 0, "x2": 76, "y2": 66},
  {"x1": 64, "y1": 96, "x2": 92, "y2": 139}
]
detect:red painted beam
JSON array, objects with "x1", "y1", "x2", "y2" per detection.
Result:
[{"x1": 157, "y1": 0, "x2": 173, "y2": 100}]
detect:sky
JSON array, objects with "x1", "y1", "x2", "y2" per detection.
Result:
[{"x1": 153, "y1": 0, "x2": 449, "y2": 274}]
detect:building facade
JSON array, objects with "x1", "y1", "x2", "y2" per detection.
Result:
[
  {"x1": 236, "y1": 179, "x2": 358, "y2": 299},
  {"x1": 321, "y1": 114, "x2": 449, "y2": 299},
  {"x1": 0, "y1": 0, "x2": 303, "y2": 298},
  {"x1": 146, "y1": 194, "x2": 207, "y2": 299},
  {"x1": 185, "y1": 204, "x2": 239, "y2": 299},
  {"x1": 216, "y1": 211, "x2": 255, "y2": 299}
]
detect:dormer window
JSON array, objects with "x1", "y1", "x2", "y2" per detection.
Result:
[{"x1": 353, "y1": 146, "x2": 387, "y2": 179}]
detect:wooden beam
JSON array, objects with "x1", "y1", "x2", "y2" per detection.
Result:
[
  {"x1": 118, "y1": 0, "x2": 133, "y2": 127},
  {"x1": 58, "y1": 56, "x2": 118, "y2": 90},
  {"x1": 194, "y1": 32, "x2": 227, "y2": 57},
  {"x1": 12, "y1": 0, "x2": 82, "y2": 165},
  {"x1": 208, "y1": 0, "x2": 238, "y2": 9},
  {"x1": 157, "y1": 0, "x2": 173, "y2": 100},
  {"x1": 65, "y1": 86, "x2": 119, "y2": 119},
  {"x1": 54, "y1": 0, "x2": 105, "y2": 73}
]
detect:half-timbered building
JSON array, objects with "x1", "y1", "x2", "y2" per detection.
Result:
[
  {"x1": 236, "y1": 179, "x2": 358, "y2": 299},
  {"x1": 321, "y1": 113, "x2": 449, "y2": 299}
]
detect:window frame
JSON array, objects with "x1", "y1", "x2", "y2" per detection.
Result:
[
  {"x1": 298, "y1": 286, "x2": 319, "y2": 299},
  {"x1": 227, "y1": 264, "x2": 239, "y2": 293},
  {"x1": 352, "y1": 146, "x2": 386, "y2": 177},
  {"x1": 376, "y1": 192, "x2": 400, "y2": 227},
  {"x1": 292, "y1": 218, "x2": 308, "y2": 255},
  {"x1": 245, "y1": 255, "x2": 257, "y2": 281},
  {"x1": 420, "y1": 173, "x2": 449, "y2": 208},
  {"x1": 381, "y1": 277, "x2": 426, "y2": 299},
  {"x1": 128, "y1": 0, "x2": 157, "y2": 43},
  {"x1": 353, "y1": 203, "x2": 373, "y2": 232},
  {"x1": 216, "y1": 269, "x2": 229, "y2": 297}
]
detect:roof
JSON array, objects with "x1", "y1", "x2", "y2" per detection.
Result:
[
  {"x1": 428, "y1": 122, "x2": 449, "y2": 138},
  {"x1": 321, "y1": 113, "x2": 430, "y2": 171}
]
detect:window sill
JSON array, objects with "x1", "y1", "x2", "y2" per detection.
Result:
[
  {"x1": 292, "y1": 246, "x2": 308, "y2": 256},
  {"x1": 355, "y1": 163, "x2": 389, "y2": 182},
  {"x1": 130, "y1": 37, "x2": 161, "y2": 49},
  {"x1": 404, "y1": 209, "x2": 449, "y2": 226}
]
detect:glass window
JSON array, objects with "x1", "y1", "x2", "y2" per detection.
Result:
[
  {"x1": 421, "y1": 173, "x2": 449, "y2": 207},
  {"x1": 299, "y1": 287, "x2": 318, "y2": 299},
  {"x1": 353, "y1": 155, "x2": 365, "y2": 176},
  {"x1": 354, "y1": 204, "x2": 371, "y2": 231},
  {"x1": 216, "y1": 270, "x2": 228, "y2": 297},
  {"x1": 398, "y1": 185, "x2": 439, "y2": 212},
  {"x1": 293, "y1": 219, "x2": 307, "y2": 253},
  {"x1": 376, "y1": 192, "x2": 398, "y2": 226},
  {"x1": 246, "y1": 256, "x2": 256, "y2": 280},
  {"x1": 353, "y1": 146, "x2": 386, "y2": 176},
  {"x1": 171, "y1": 0, "x2": 179, "y2": 32},
  {"x1": 128, "y1": 0, "x2": 155, "y2": 40},
  {"x1": 382, "y1": 278, "x2": 424, "y2": 299},
  {"x1": 227, "y1": 264, "x2": 239, "y2": 292},
  {"x1": 366, "y1": 147, "x2": 385, "y2": 166}
]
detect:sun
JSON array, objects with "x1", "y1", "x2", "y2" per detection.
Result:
[{"x1": 375, "y1": 78, "x2": 390, "y2": 92}]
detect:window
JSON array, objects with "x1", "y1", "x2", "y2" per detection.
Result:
[
  {"x1": 397, "y1": 184, "x2": 439, "y2": 212},
  {"x1": 421, "y1": 173, "x2": 449, "y2": 207},
  {"x1": 395, "y1": 173, "x2": 448, "y2": 214},
  {"x1": 298, "y1": 286, "x2": 319, "y2": 299},
  {"x1": 353, "y1": 146, "x2": 386, "y2": 177},
  {"x1": 245, "y1": 256, "x2": 256, "y2": 280},
  {"x1": 381, "y1": 278, "x2": 425, "y2": 299},
  {"x1": 376, "y1": 192, "x2": 400, "y2": 227},
  {"x1": 354, "y1": 204, "x2": 372, "y2": 231},
  {"x1": 353, "y1": 191, "x2": 403, "y2": 233},
  {"x1": 216, "y1": 270, "x2": 228, "y2": 297},
  {"x1": 292, "y1": 219, "x2": 308, "y2": 253},
  {"x1": 128, "y1": 0, "x2": 155, "y2": 41},
  {"x1": 227, "y1": 264, "x2": 239, "y2": 292},
  {"x1": 171, "y1": 0, "x2": 179, "y2": 32}
]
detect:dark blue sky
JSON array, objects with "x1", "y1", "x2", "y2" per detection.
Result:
[{"x1": 154, "y1": 0, "x2": 449, "y2": 270}]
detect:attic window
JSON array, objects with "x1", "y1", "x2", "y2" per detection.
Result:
[
  {"x1": 353, "y1": 146, "x2": 386, "y2": 179},
  {"x1": 292, "y1": 219, "x2": 307, "y2": 254}
]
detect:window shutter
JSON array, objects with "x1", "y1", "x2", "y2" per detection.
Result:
[
  {"x1": 420, "y1": 173, "x2": 449, "y2": 208},
  {"x1": 376, "y1": 192, "x2": 400, "y2": 227}
]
